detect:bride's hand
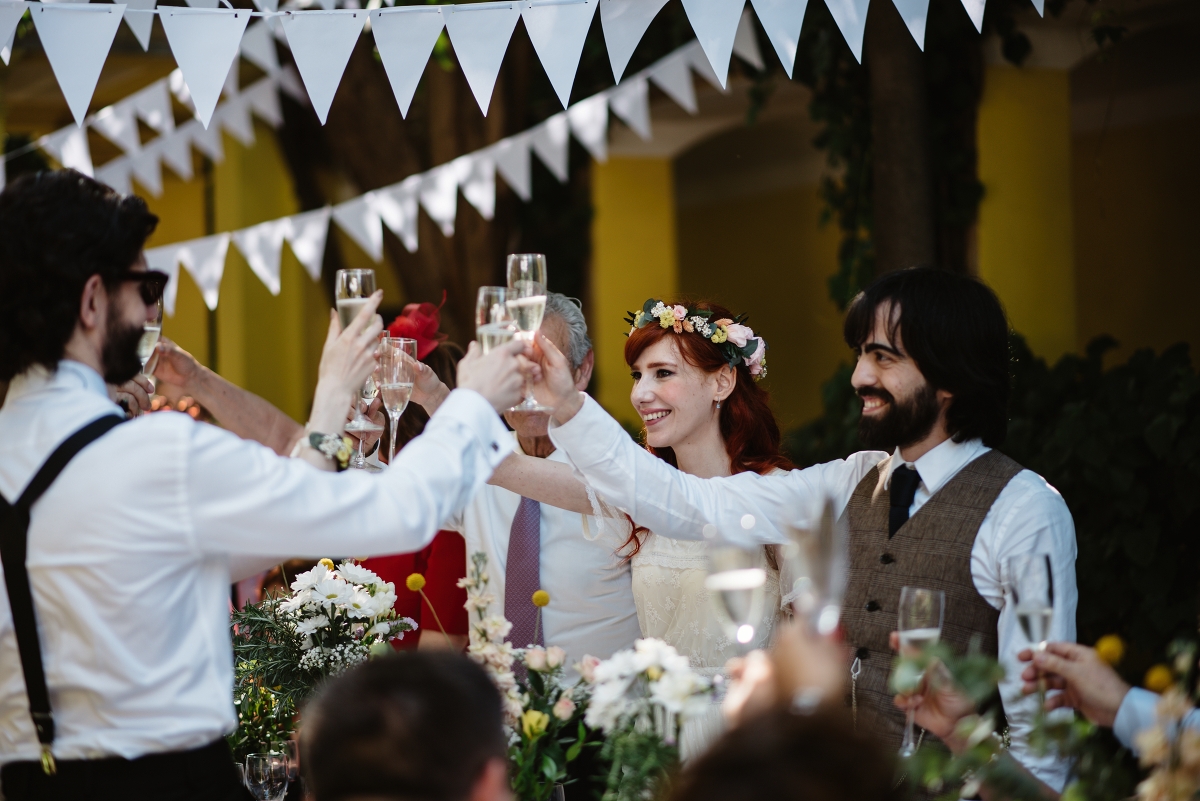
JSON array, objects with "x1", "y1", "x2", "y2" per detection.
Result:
[{"x1": 535, "y1": 332, "x2": 584, "y2": 424}]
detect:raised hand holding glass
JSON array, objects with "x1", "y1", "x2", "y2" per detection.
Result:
[
  {"x1": 897, "y1": 586, "x2": 945, "y2": 758},
  {"x1": 505, "y1": 254, "x2": 551, "y2": 413},
  {"x1": 381, "y1": 337, "x2": 418, "y2": 465},
  {"x1": 337, "y1": 269, "x2": 383, "y2": 468}
]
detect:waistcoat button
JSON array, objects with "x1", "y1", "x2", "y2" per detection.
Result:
[
  {"x1": 865, "y1": 600, "x2": 881, "y2": 612},
  {"x1": 880, "y1": 553, "x2": 895, "y2": 564},
  {"x1": 855, "y1": 646, "x2": 869, "y2": 660}
]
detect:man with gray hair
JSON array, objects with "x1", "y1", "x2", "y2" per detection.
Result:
[{"x1": 416, "y1": 293, "x2": 642, "y2": 670}]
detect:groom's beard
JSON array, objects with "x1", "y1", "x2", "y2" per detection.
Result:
[
  {"x1": 857, "y1": 382, "x2": 941, "y2": 452},
  {"x1": 102, "y1": 312, "x2": 145, "y2": 385}
]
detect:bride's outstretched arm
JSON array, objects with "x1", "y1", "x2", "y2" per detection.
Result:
[{"x1": 488, "y1": 454, "x2": 595, "y2": 514}]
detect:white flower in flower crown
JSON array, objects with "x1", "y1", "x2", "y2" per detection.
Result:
[
  {"x1": 312, "y1": 578, "x2": 353, "y2": 609},
  {"x1": 724, "y1": 323, "x2": 754, "y2": 348},
  {"x1": 337, "y1": 560, "x2": 382, "y2": 587},
  {"x1": 295, "y1": 615, "x2": 329, "y2": 636},
  {"x1": 290, "y1": 563, "x2": 332, "y2": 593},
  {"x1": 651, "y1": 302, "x2": 667, "y2": 317}
]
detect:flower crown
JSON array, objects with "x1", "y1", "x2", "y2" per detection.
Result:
[{"x1": 624, "y1": 299, "x2": 769, "y2": 379}]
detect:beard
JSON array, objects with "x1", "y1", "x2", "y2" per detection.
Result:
[
  {"x1": 857, "y1": 382, "x2": 941, "y2": 452},
  {"x1": 101, "y1": 311, "x2": 145, "y2": 385}
]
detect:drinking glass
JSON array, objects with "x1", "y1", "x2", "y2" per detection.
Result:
[
  {"x1": 285, "y1": 741, "x2": 299, "y2": 785},
  {"x1": 897, "y1": 586, "x2": 945, "y2": 758},
  {"x1": 704, "y1": 525, "x2": 768, "y2": 655},
  {"x1": 781, "y1": 497, "x2": 848, "y2": 637},
  {"x1": 245, "y1": 753, "x2": 288, "y2": 801},
  {"x1": 1006, "y1": 553, "x2": 1055, "y2": 707},
  {"x1": 505, "y1": 254, "x2": 551, "y2": 413},
  {"x1": 337, "y1": 269, "x2": 384, "y2": 468},
  {"x1": 476, "y1": 286, "x2": 517, "y2": 355},
  {"x1": 138, "y1": 296, "x2": 164, "y2": 390},
  {"x1": 380, "y1": 337, "x2": 418, "y2": 465}
]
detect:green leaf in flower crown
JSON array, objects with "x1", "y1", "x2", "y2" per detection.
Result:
[{"x1": 642, "y1": 299, "x2": 656, "y2": 316}]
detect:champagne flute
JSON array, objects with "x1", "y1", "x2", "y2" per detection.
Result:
[
  {"x1": 476, "y1": 286, "x2": 517, "y2": 354},
  {"x1": 381, "y1": 337, "x2": 417, "y2": 465},
  {"x1": 781, "y1": 497, "x2": 848, "y2": 637},
  {"x1": 337, "y1": 269, "x2": 384, "y2": 469},
  {"x1": 138, "y1": 296, "x2": 164, "y2": 391},
  {"x1": 244, "y1": 753, "x2": 288, "y2": 801},
  {"x1": 704, "y1": 527, "x2": 768, "y2": 655},
  {"x1": 505, "y1": 254, "x2": 551, "y2": 413},
  {"x1": 897, "y1": 586, "x2": 945, "y2": 758},
  {"x1": 1006, "y1": 553, "x2": 1054, "y2": 706}
]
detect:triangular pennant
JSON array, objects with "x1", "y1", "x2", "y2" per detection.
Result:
[
  {"x1": 168, "y1": 67, "x2": 194, "y2": 112},
  {"x1": 419, "y1": 163, "x2": 460, "y2": 237},
  {"x1": 648, "y1": 50, "x2": 697, "y2": 114},
  {"x1": 3, "y1": 25, "x2": 16, "y2": 68},
  {"x1": 959, "y1": 0, "x2": 984, "y2": 32},
  {"x1": 598, "y1": 0, "x2": 668, "y2": 83},
  {"x1": 732, "y1": 6, "x2": 764, "y2": 68},
  {"x1": 607, "y1": 73, "x2": 650, "y2": 139},
  {"x1": 177, "y1": 233, "x2": 231, "y2": 310},
  {"x1": 276, "y1": 63, "x2": 308, "y2": 105},
  {"x1": 252, "y1": 0, "x2": 278, "y2": 11},
  {"x1": 122, "y1": 0, "x2": 155, "y2": 51},
  {"x1": 443, "y1": 1, "x2": 521, "y2": 115},
  {"x1": 749, "y1": 0, "x2": 806, "y2": 76},
  {"x1": 91, "y1": 100, "x2": 142, "y2": 154},
  {"x1": 680, "y1": 0, "x2": 746, "y2": 89},
  {"x1": 1030, "y1": 0, "x2": 1044, "y2": 16},
  {"x1": 217, "y1": 94, "x2": 255, "y2": 146},
  {"x1": 0, "y1": 3, "x2": 26, "y2": 68},
  {"x1": 567, "y1": 93, "x2": 608, "y2": 162},
  {"x1": 233, "y1": 218, "x2": 288, "y2": 295},
  {"x1": 332, "y1": 195, "x2": 384, "y2": 262},
  {"x1": 491, "y1": 133, "x2": 531, "y2": 201},
  {"x1": 243, "y1": 78, "x2": 282, "y2": 127},
  {"x1": 158, "y1": 127, "x2": 195, "y2": 180},
  {"x1": 316, "y1": 0, "x2": 337, "y2": 10},
  {"x1": 683, "y1": 38, "x2": 725, "y2": 91},
  {"x1": 181, "y1": 117, "x2": 224, "y2": 163},
  {"x1": 370, "y1": 6, "x2": 443, "y2": 118},
  {"x1": 30, "y1": 3, "x2": 126, "y2": 126},
  {"x1": 530, "y1": 112, "x2": 569, "y2": 183},
  {"x1": 184, "y1": 0, "x2": 220, "y2": 8},
  {"x1": 239, "y1": 20, "x2": 279, "y2": 75},
  {"x1": 373, "y1": 176, "x2": 420, "y2": 252},
  {"x1": 891, "y1": 0, "x2": 930, "y2": 49},
  {"x1": 95, "y1": 156, "x2": 133, "y2": 195},
  {"x1": 282, "y1": 207, "x2": 331, "y2": 280},
  {"x1": 824, "y1": 0, "x2": 870, "y2": 62},
  {"x1": 521, "y1": 0, "x2": 597, "y2": 109},
  {"x1": 40, "y1": 124, "x2": 94, "y2": 176},
  {"x1": 158, "y1": 7, "x2": 251, "y2": 127},
  {"x1": 130, "y1": 142, "x2": 163, "y2": 197},
  {"x1": 280, "y1": 10, "x2": 366, "y2": 125},
  {"x1": 144, "y1": 245, "x2": 182, "y2": 315},
  {"x1": 455, "y1": 154, "x2": 495, "y2": 221},
  {"x1": 130, "y1": 79, "x2": 175, "y2": 134}
]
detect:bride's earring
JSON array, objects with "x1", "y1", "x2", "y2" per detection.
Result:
[{"x1": 715, "y1": 398, "x2": 722, "y2": 410}]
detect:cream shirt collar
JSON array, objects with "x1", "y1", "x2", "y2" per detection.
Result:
[
  {"x1": 882, "y1": 436, "x2": 989, "y2": 496},
  {"x1": 6, "y1": 359, "x2": 111, "y2": 405}
]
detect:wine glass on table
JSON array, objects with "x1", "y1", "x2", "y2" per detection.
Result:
[
  {"x1": 336, "y1": 269, "x2": 384, "y2": 469},
  {"x1": 137, "y1": 296, "x2": 164, "y2": 391},
  {"x1": 380, "y1": 337, "x2": 417, "y2": 465},
  {"x1": 704, "y1": 519, "x2": 768, "y2": 656},
  {"x1": 505, "y1": 254, "x2": 551, "y2": 413},
  {"x1": 897, "y1": 586, "x2": 945, "y2": 758},
  {"x1": 1006, "y1": 553, "x2": 1055, "y2": 707},
  {"x1": 476, "y1": 286, "x2": 517, "y2": 354},
  {"x1": 245, "y1": 753, "x2": 288, "y2": 801}
]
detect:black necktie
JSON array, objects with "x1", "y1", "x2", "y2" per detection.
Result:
[{"x1": 889, "y1": 465, "x2": 921, "y2": 537}]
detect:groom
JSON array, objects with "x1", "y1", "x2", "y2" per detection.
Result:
[{"x1": 532, "y1": 268, "x2": 1077, "y2": 790}]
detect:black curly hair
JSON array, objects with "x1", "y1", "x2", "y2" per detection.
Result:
[{"x1": 0, "y1": 170, "x2": 159, "y2": 381}]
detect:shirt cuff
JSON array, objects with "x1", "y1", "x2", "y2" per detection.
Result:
[
  {"x1": 1113, "y1": 687, "x2": 1155, "y2": 752},
  {"x1": 547, "y1": 393, "x2": 612, "y2": 468},
  {"x1": 432, "y1": 388, "x2": 513, "y2": 470}
]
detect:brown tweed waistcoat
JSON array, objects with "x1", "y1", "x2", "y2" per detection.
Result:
[{"x1": 840, "y1": 448, "x2": 1024, "y2": 751}]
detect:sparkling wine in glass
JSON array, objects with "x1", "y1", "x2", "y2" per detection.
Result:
[
  {"x1": 705, "y1": 531, "x2": 768, "y2": 655},
  {"x1": 476, "y1": 286, "x2": 517, "y2": 355},
  {"x1": 897, "y1": 586, "x2": 945, "y2": 758},
  {"x1": 381, "y1": 337, "x2": 417, "y2": 465},
  {"x1": 337, "y1": 269, "x2": 383, "y2": 468},
  {"x1": 781, "y1": 497, "x2": 848, "y2": 636},
  {"x1": 138, "y1": 297, "x2": 164, "y2": 390},
  {"x1": 505, "y1": 254, "x2": 551, "y2": 413},
  {"x1": 245, "y1": 753, "x2": 288, "y2": 801},
  {"x1": 1006, "y1": 553, "x2": 1055, "y2": 707}
]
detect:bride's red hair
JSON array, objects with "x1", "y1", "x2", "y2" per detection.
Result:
[{"x1": 620, "y1": 300, "x2": 793, "y2": 556}]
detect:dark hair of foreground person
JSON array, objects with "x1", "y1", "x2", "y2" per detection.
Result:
[
  {"x1": 667, "y1": 705, "x2": 904, "y2": 801},
  {"x1": 301, "y1": 652, "x2": 507, "y2": 801}
]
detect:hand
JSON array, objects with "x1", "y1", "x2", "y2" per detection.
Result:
[
  {"x1": 308, "y1": 292, "x2": 383, "y2": 435},
  {"x1": 457, "y1": 339, "x2": 532, "y2": 413},
  {"x1": 1018, "y1": 642, "x2": 1130, "y2": 727},
  {"x1": 889, "y1": 631, "x2": 978, "y2": 750},
  {"x1": 533, "y1": 332, "x2": 584, "y2": 424},
  {"x1": 723, "y1": 650, "x2": 777, "y2": 726},
  {"x1": 411, "y1": 358, "x2": 450, "y2": 414},
  {"x1": 110, "y1": 374, "x2": 155, "y2": 416},
  {"x1": 152, "y1": 337, "x2": 202, "y2": 394},
  {"x1": 344, "y1": 397, "x2": 386, "y2": 447}
]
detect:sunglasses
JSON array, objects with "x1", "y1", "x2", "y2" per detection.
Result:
[{"x1": 114, "y1": 269, "x2": 169, "y2": 305}]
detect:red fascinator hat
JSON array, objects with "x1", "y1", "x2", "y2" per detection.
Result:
[{"x1": 386, "y1": 291, "x2": 449, "y2": 360}]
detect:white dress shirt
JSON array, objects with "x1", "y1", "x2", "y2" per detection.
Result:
[
  {"x1": 1113, "y1": 687, "x2": 1199, "y2": 753},
  {"x1": 444, "y1": 433, "x2": 642, "y2": 670},
  {"x1": 549, "y1": 394, "x2": 1078, "y2": 790},
  {"x1": 0, "y1": 360, "x2": 511, "y2": 766}
]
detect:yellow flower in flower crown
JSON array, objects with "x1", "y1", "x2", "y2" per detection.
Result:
[
  {"x1": 406, "y1": 573, "x2": 426, "y2": 592},
  {"x1": 710, "y1": 326, "x2": 728, "y2": 344},
  {"x1": 521, "y1": 709, "x2": 550, "y2": 739},
  {"x1": 319, "y1": 558, "x2": 335, "y2": 571},
  {"x1": 532, "y1": 590, "x2": 550, "y2": 607},
  {"x1": 658, "y1": 309, "x2": 676, "y2": 329}
]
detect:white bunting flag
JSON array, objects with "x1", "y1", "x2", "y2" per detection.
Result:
[
  {"x1": 732, "y1": 7, "x2": 764, "y2": 68},
  {"x1": 92, "y1": 101, "x2": 142, "y2": 154},
  {"x1": 959, "y1": 0, "x2": 984, "y2": 32},
  {"x1": 332, "y1": 195, "x2": 384, "y2": 262},
  {"x1": 122, "y1": 0, "x2": 155, "y2": 51},
  {"x1": 168, "y1": 67, "x2": 195, "y2": 111},
  {"x1": 680, "y1": 0, "x2": 746, "y2": 89},
  {"x1": 374, "y1": 177, "x2": 420, "y2": 252},
  {"x1": 316, "y1": 0, "x2": 337, "y2": 11},
  {"x1": 240, "y1": 20, "x2": 280, "y2": 75},
  {"x1": 419, "y1": 162, "x2": 460, "y2": 237},
  {"x1": 530, "y1": 112, "x2": 569, "y2": 183},
  {"x1": 281, "y1": 10, "x2": 366, "y2": 125},
  {"x1": 30, "y1": 3, "x2": 126, "y2": 126},
  {"x1": 218, "y1": 95, "x2": 256, "y2": 147},
  {"x1": 892, "y1": 0, "x2": 930, "y2": 48},
  {"x1": 1031, "y1": 0, "x2": 1044, "y2": 15},
  {"x1": 567, "y1": 93, "x2": 608, "y2": 162},
  {"x1": 443, "y1": 1, "x2": 521, "y2": 115},
  {"x1": 159, "y1": 7, "x2": 252, "y2": 127},
  {"x1": 492, "y1": 133, "x2": 532, "y2": 201},
  {"x1": 251, "y1": 0, "x2": 279, "y2": 12},
  {"x1": 824, "y1": 0, "x2": 870, "y2": 62},
  {"x1": 282, "y1": 207, "x2": 331, "y2": 280},
  {"x1": 607, "y1": 73, "x2": 650, "y2": 139},
  {"x1": 243, "y1": 78, "x2": 282, "y2": 128},
  {"x1": 521, "y1": 0, "x2": 597, "y2": 109},
  {"x1": 455, "y1": 154, "x2": 495, "y2": 220},
  {"x1": 599, "y1": 0, "x2": 668, "y2": 83},
  {"x1": 96, "y1": 157, "x2": 133, "y2": 195},
  {"x1": 130, "y1": 143, "x2": 164, "y2": 197},
  {"x1": 159, "y1": 127, "x2": 195, "y2": 180},
  {"x1": 181, "y1": 117, "x2": 224, "y2": 163},
  {"x1": 41, "y1": 124, "x2": 94, "y2": 176},
  {"x1": 648, "y1": 50, "x2": 697, "y2": 114},
  {"x1": 177, "y1": 233, "x2": 231, "y2": 310},
  {"x1": 145, "y1": 245, "x2": 182, "y2": 315},
  {"x1": 682, "y1": 38, "x2": 724, "y2": 91},
  {"x1": 233, "y1": 218, "x2": 289, "y2": 295},
  {"x1": 184, "y1": 0, "x2": 220, "y2": 8},
  {"x1": 1, "y1": 2, "x2": 27, "y2": 67},
  {"x1": 3, "y1": 25, "x2": 16, "y2": 68},
  {"x1": 130, "y1": 79, "x2": 175, "y2": 135},
  {"x1": 749, "y1": 0, "x2": 807, "y2": 76},
  {"x1": 370, "y1": 6, "x2": 444, "y2": 118}
]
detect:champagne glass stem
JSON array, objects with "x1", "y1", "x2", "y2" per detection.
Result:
[
  {"x1": 387, "y1": 413, "x2": 399, "y2": 465},
  {"x1": 900, "y1": 708, "x2": 917, "y2": 758}
]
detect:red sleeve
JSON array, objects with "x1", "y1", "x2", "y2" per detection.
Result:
[{"x1": 419, "y1": 531, "x2": 469, "y2": 636}]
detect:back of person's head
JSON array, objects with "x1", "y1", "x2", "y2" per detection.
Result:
[
  {"x1": 302, "y1": 652, "x2": 507, "y2": 801},
  {"x1": 667, "y1": 706, "x2": 902, "y2": 801},
  {"x1": 543, "y1": 292, "x2": 592, "y2": 371},
  {"x1": 0, "y1": 170, "x2": 158, "y2": 381},
  {"x1": 842, "y1": 267, "x2": 1010, "y2": 447}
]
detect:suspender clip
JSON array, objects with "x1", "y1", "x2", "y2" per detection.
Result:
[{"x1": 40, "y1": 744, "x2": 56, "y2": 776}]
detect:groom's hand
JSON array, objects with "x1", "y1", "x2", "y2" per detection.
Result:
[
  {"x1": 458, "y1": 340, "x2": 531, "y2": 413},
  {"x1": 535, "y1": 332, "x2": 584, "y2": 425}
]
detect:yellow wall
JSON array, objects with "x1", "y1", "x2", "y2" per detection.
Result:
[
  {"x1": 977, "y1": 66, "x2": 1077, "y2": 360},
  {"x1": 590, "y1": 158, "x2": 679, "y2": 425}
]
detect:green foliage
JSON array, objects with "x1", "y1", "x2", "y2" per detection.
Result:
[
  {"x1": 227, "y1": 660, "x2": 295, "y2": 764},
  {"x1": 508, "y1": 667, "x2": 595, "y2": 801},
  {"x1": 599, "y1": 728, "x2": 678, "y2": 801}
]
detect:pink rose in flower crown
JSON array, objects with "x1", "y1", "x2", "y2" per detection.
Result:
[
  {"x1": 671, "y1": 305, "x2": 688, "y2": 320},
  {"x1": 552, "y1": 695, "x2": 577, "y2": 721},
  {"x1": 724, "y1": 323, "x2": 753, "y2": 348},
  {"x1": 746, "y1": 337, "x2": 766, "y2": 376}
]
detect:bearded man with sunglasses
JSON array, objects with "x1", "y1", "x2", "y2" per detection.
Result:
[{"x1": 0, "y1": 171, "x2": 530, "y2": 801}]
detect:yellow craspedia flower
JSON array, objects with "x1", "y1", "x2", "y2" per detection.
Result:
[
  {"x1": 521, "y1": 709, "x2": 550, "y2": 739},
  {"x1": 406, "y1": 573, "x2": 426, "y2": 592},
  {"x1": 1145, "y1": 664, "x2": 1174, "y2": 693},
  {"x1": 658, "y1": 310, "x2": 676, "y2": 329},
  {"x1": 1095, "y1": 634, "x2": 1125, "y2": 666},
  {"x1": 318, "y1": 558, "x2": 335, "y2": 570},
  {"x1": 532, "y1": 590, "x2": 550, "y2": 607},
  {"x1": 710, "y1": 327, "x2": 728, "y2": 344}
]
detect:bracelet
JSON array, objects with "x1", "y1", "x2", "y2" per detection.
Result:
[{"x1": 308, "y1": 431, "x2": 353, "y2": 471}]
